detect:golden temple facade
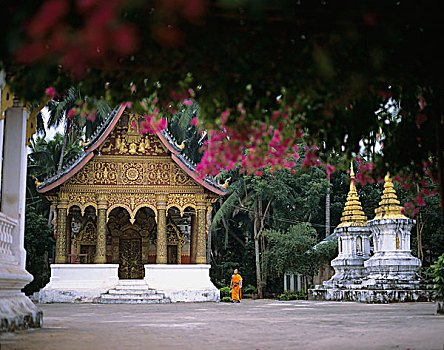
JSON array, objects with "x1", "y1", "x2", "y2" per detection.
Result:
[{"x1": 38, "y1": 106, "x2": 225, "y2": 279}]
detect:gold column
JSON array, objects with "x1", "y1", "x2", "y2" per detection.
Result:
[
  {"x1": 156, "y1": 194, "x2": 168, "y2": 264},
  {"x1": 95, "y1": 192, "x2": 108, "y2": 264},
  {"x1": 196, "y1": 194, "x2": 207, "y2": 264},
  {"x1": 190, "y1": 213, "x2": 197, "y2": 264},
  {"x1": 55, "y1": 199, "x2": 68, "y2": 264}
]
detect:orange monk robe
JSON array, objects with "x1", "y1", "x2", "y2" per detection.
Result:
[{"x1": 231, "y1": 274, "x2": 243, "y2": 301}]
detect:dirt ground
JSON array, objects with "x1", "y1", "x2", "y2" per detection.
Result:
[{"x1": 1, "y1": 300, "x2": 443, "y2": 350}]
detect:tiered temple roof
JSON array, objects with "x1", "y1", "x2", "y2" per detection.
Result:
[{"x1": 37, "y1": 104, "x2": 226, "y2": 195}]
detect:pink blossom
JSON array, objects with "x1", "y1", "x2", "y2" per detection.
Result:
[
  {"x1": 67, "y1": 108, "x2": 76, "y2": 118},
  {"x1": 45, "y1": 87, "x2": 56, "y2": 99},
  {"x1": 183, "y1": 99, "x2": 193, "y2": 106}
]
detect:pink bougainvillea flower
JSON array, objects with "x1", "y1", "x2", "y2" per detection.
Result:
[
  {"x1": 67, "y1": 108, "x2": 76, "y2": 119},
  {"x1": 45, "y1": 87, "x2": 56, "y2": 99}
]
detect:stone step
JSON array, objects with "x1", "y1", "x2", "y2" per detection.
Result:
[
  {"x1": 96, "y1": 298, "x2": 171, "y2": 304},
  {"x1": 117, "y1": 279, "x2": 147, "y2": 285},
  {"x1": 108, "y1": 289, "x2": 156, "y2": 295},
  {"x1": 94, "y1": 280, "x2": 171, "y2": 304},
  {"x1": 115, "y1": 285, "x2": 151, "y2": 291},
  {"x1": 101, "y1": 294, "x2": 164, "y2": 300}
]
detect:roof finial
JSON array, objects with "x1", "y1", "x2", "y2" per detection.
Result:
[
  {"x1": 218, "y1": 177, "x2": 231, "y2": 189},
  {"x1": 337, "y1": 162, "x2": 367, "y2": 227},
  {"x1": 175, "y1": 139, "x2": 187, "y2": 150},
  {"x1": 34, "y1": 177, "x2": 42, "y2": 187}
]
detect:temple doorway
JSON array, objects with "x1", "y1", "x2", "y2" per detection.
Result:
[
  {"x1": 119, "y1": 237, "x2": 143, "y2": 279},
  {"x1": 108, "y1": 207, "x2": 156, "y2": 279},
  {"x1": 167, "y1": 245, "x2": 178, "y2": 264}
]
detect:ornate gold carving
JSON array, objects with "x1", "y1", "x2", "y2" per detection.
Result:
[
  {"x1": 156, "y1": 208, "x2": 167, "y2": 264},
  {"x1": 55, "y1": 206, "x2": 68, "y2": 263},
  {"x1": 167, "y1": 194, "x2": 196, "y2": 215},
  {"x1": 98, "y1": 113, "x2": 168, "y2": 157},
  {"x1": 196, "y1": 208, "x2": 207, "y2": 264},
  {"x1": 95, "y1": 208, "x2": 107, "y2": 264},
  {"x1": 1, "y1": 84, "x2": 14, "y2": 119},
  {"x1": 61, "y1": 193, "x2": 97, "y2": 216},
  {"x1": 64, "y1": 156, "x2": 199, "y2": 191},
  {"x1": 119, "y1": 238, "x2": 143, "y2": 279}
]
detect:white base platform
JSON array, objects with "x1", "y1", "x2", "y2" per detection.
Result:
[
  {"x1": 144, "y1": 264, "x2": 219, "y2": 302},
  {"x1": 38, "y1": 264, "x2": 219, "y2": 303},
  {"x1": 39, "y1": 264, "x2": 119, "y2": 303}
]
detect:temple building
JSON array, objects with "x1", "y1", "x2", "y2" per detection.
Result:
[{"x1": 37, "y1": 105, "x2": 227, "y2": 303}]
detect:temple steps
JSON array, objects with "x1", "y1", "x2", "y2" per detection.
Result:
[{"x1": 93, "y1": 280, "x2": 171, "y2": 304}]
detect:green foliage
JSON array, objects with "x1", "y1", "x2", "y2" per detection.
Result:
[
  {"x1": 278, "y1": 290, "x2": 307, "y2": 301},
  {"x1": 221, "y1": 297, "x2": 232, "y2": 303},
  {"x1": 265, "y1": 223, "x2": 320, "y2": 277},
  {"x1": 220, "y1": 286, "x2": 231, "y2": 299},
  {"x1": 430, "y1": 254, "x2": 444, "y2": 299},
  {"x1": 23, "y1": 207, "x2": 55, "y2": 295},
  {"x1": 168, "y1": 101, "x2": 202, "y2": 164},
  {"x1": 243, "y1": 285, "x2": 258, "y2": 295}
]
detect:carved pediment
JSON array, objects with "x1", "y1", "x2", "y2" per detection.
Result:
[{"x1": 98, "y1": 113, "x2": 168, "y2": 157}]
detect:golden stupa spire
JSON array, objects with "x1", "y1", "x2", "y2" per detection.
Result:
[
  {"x1": 337, "y1": 162, "x2": 367, "y2": 227},
  {"x1": 374, "y1": 172, "x2": 408, "y2": 220}
]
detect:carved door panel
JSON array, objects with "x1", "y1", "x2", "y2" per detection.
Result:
[
  {"x1": 119, "y1": 239, "x2": 143, "y2": 279},
  {"x1": 167, "y1": 245, "x2": 178, "y2": 264}
]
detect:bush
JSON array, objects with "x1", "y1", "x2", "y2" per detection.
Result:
[
  {"x1": 221, "y1": 297, "x2": 232, "y2": 302},
  {"x1": 430, "y1": 253, "x2": 444, "y2": 300},
  {"x1": 243, "y1": 285, "x2": 258, "y2": 295},
  {"x1": 278, "y1": 290, "x2": 307, "y2": 301},
  {"x1": 220, "y1": 286, "x2": 231, "y2": 299}
]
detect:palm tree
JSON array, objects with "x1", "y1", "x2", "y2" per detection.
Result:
[
  {"x1": 27, "y1": 134, "x2": 83, "y2": 217},
  {"x1": 45, "y1": 87, "x2": 110, "y2": 171},
  {"x1": 168, "y1": 101, "x2": 204, "y2": 164}
]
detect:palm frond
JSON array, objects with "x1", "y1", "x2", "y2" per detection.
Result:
[{"x1": 211, "y1": 191, "x2": 239, "y2": 231}]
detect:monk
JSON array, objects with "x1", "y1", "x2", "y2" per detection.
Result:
[{"x1": 230, "y1": 269, "x2": 243, "y2": 303}]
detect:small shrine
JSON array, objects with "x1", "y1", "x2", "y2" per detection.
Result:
[
  {"x1": 310, "y1": 168, "x2": 433, "y2": 303},
  {"x1": 37, "y1": 105, "x2": 227, "y2": 303},
  {"x1": 323, "y1": 163, "x2": 371, "y2": 288}
]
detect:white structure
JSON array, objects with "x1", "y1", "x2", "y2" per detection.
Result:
[
  {"x1": 38, "y1": 264, "x2": 119, "y2": 303},
  {"x1": 363, "y1": 173, "x2": 421, "y2": 283},
  {"x1": 38, "y1": 264, "x2": 219, "y2": 303},
  {"x1": 324, "y1": 164, "x2": 371, "y2": 287},
  {"x1": 284, "y1": 273, "x2": 306, "y2": 292},
  {"x1": 0, "y1": 78, "x2": 42, "y2": 331},
  {"x1": 309, "y1": 170, "x2": 432, "y2": 303}
]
